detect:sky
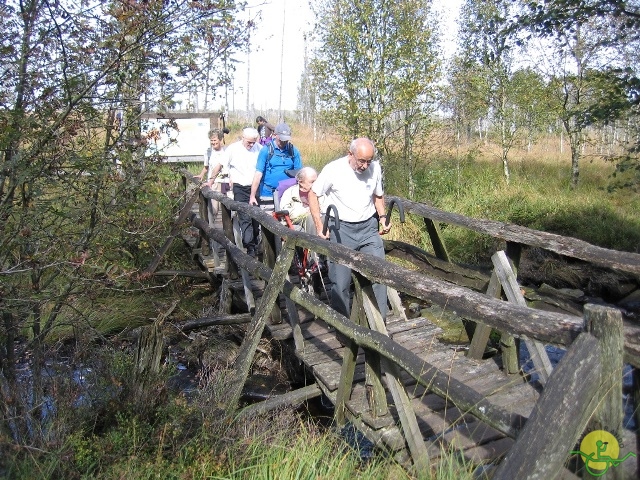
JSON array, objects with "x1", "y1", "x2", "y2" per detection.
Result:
[{"x1": 221, "y1": 0, "x2": 463, "y2": 116}]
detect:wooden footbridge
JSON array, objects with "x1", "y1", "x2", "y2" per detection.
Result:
[{"x1": 148, "y1": 172, "x2": 640, "y2": 479}]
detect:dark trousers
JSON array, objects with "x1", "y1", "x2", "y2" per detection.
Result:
[
  {"x1": 327, "y1": 216, "x2": 387, "y2": 319},
  {"x1": 233, "y1": 184, "x2": 260, "y2": 251}
]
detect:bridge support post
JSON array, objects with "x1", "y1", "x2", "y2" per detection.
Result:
[
  {"x1": 227, "y1": 240, "x2": 295, "y2": 410},
  {"x1": 221, "y1": 202, "x2": 237, "y2": 279},
  {"x1": 261, "y1": 228, "x2": 283, "y2": 325},
  {"x1": 353, "y1": 275, "x2": 388, "y2": 419},
  {"x1": 493, "y1": 304, "x2": 624, "y2": 479},
  {"x1": 583, "y1": 304, "x2": 624, "y2": 480},
  {"x1": 468, "y1": 272, "x2": 502, "y2": 360},
  {"x1": 360, "y1": 279, "x2": 430, "y2": 472},
  {"x1": 334, "y1": 292, "x2": 362, "y2": 427},
  {"x1": 492, "y1": 250, "x2": 552, "y2": 383}
]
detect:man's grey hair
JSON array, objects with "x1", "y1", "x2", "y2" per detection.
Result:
[
  {"x1": 296, "y1": 166, "x2": 317, "y2": 182},
  {"x1": 348, "y1": 137, "x2": 376, "y2": 156},
  {"x1": 242, "y1": 127, "x2": 259, "y2": 140}
]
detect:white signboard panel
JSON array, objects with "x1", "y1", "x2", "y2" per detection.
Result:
[{"x1": 143, "y1": 117, "x2": 211, "y2": 159}]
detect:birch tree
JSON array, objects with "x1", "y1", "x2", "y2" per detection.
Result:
[
  {"x1": 516, "y1": 0, "x2": 640, "y2": 188},
  {"x1": 308, "y1": 0, "x2": 440, "y2": 197}
]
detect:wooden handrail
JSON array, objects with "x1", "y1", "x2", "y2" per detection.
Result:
[
  {"x1": 388, "y1": 196, "x2": 640, "y2": 276},
  {"x1": 189, "y1": 173, "x2": 640, "y2": 367}
]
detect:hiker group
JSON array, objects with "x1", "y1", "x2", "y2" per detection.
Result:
[
  {"x1": 195, "y1": 119, "x2": 303, "y2": 257},
  {"x1": 196, "y1": 119, "x2": 392, "y2": 318}
]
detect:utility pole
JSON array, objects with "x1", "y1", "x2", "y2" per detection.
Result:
[
  {"x1": 246, "y1": 27, "x2": 251, "y2": 120},
  {"x1": 278, "y1": 0, "x2": 286, "y2": 120}
]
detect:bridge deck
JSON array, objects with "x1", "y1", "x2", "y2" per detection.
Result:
[
  {"x1": 268, "y1": 300, "x2": 540, "y2": 465},
  {"x1": 183, "y1": 201, "x2": 636, "y2": 477}
]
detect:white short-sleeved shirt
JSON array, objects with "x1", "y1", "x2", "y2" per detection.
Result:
[
  {"x1": 204, "y1": 148, "x2": 230, "y2": 183},
  {"x1": 226, "y1": 140, "x2": 261, "y2": 186},
  {"x1": 312, "y1": 156, "x2": 383, "y2": 222}
]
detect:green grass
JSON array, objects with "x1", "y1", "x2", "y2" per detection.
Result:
[
  {"x1": 1, "y1": 363, "x2": 475, "y2": 480},
  {"x1": 382, "y1": 152, "x2": 640, "y2": 264}
]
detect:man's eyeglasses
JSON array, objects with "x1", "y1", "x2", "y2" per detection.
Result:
[{"x1": 350, "y1": 151, "x2": 373, "y2": 166}]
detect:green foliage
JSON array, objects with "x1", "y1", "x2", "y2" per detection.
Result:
[
  {"x1": 400, "y1": 154, "x2": 640, "y2": 264},
  {"x1": 1, "y1": 359, "x2": 475, "y2": 480},
  {"x1": 511, "y1": 0, "x2": 640, "y2": 187},
  {"x1": 0, "y1": 2, "x2": 250, "y2": 457},
  {"x1": 308, "y1": 0, "x2": 440, "y2": 148}
]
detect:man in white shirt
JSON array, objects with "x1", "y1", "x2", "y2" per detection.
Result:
[
  {"x1": 197, "y1": 129, "x2": 229, "y2": 226},
  {"x1": 308, "y1": 137, "x2": 391, "y2": 319},
  {"x1": 226, "y1": 127, "x2": 261, "y2": 256}
]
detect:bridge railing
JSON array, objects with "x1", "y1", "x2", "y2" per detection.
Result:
[{"x1": 182, "y1": 174, "x2": 637, "y2": 476}]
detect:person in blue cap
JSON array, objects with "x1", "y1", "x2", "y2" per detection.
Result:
[{"x1": 249, "y1": 122, "x2": 303, "y2": 209}]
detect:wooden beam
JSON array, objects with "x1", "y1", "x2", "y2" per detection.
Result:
[
  {"x1": 228, "y1": 241, "x2": 295, "y2": 409},
  {"x1": 237, "y1": 384, "x2": 322, "y2": 418},
  {"x1": 353, "y1": 276, "x2": 388, "y2": 419},
  {"x1": 389, "y1": 196, "x2": 640, "y2": 276},
  {"x1": 493, "y1": 333, "x2": 602, "y2": 480},
  {"x1": 467, "y1": 272, "x2": 502, "y2": 360},
  {"x1": 361, "y1": 283, "x2": 430, "y2": 471},
  {"x1": 180, "y1": 313, "x2": 252, "y2": 332},
  {"x1": 583, "y1": 304, "x2": 624, "y2": 480},
  {"x1": 423, "y1": 218, "x2": 450, "y2": 262},
  {"x1": 492, "y1": 251, "x2": 553, "y2": 384}
]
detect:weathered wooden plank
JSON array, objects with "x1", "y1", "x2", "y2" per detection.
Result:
[
  {"x1": 345, "y1": 384, "x2": 396, "y2": 430},
  {"x1": 423, "y1": 217, "x2": 451, "y2": 262},
  {"x1": 334, "y1": 292, "x2": 368, "y2": 427},
  {"x1": 314, "y1": 359, "x2": 366, "y2": 393},
  {"x1": 583, "y1": 304, "x2": 624, "y2": 480},
  {"x1": 391, "y1": 327, "x2": 446, "y2": 356},
  {"x1": 442, "y1": 420, "x2": 506, "y2": 451},
  {"x1": 294, "y1": 332, "x2": 343, "y2": 356},
  {"x1": 492, "y1": 250, "x2": 553, "y2": 384},
  {"x1": 228, "y1": 241, "x2": 295, "y2": 409},
  {"x1": 411, "y1": 405, "x2": 471, "y2": 440},
  {"x1": 486, "y1": 383, "x2": 539, "y2": 418},
  {"x1": 387, "y1": 287, "x2": 408, "y2": 321},
  {"x1": 237, "y1": 384, "x2": 322, "y2": 418},
  {"x1": 153, "y1": 269, "x2": 210, "y2": 278},
  {"x1": 361, "y1": 282, "x2": 430, "y2": 470},
  {"x1": 493, "y1": 333, "x2": 602, "y2": 480},
  {"x1": 384, "y1": 240, "x2": 489, "y2": 292},
  {"x1": 180, "y1": 313, "x2": 252, "y2": 332},
  {"x1": 389, "y1": 196, "x2": 640, "y2": 276},
  {"x1": 390, "y1": 322, "x2": 444, "y2": 343},
  {"x1": 468, "y1": 271, "x2": 502, "y2": 360},
  {"x1": 298, "y1": 345, "x2": 364, "y2": 368},
  {"x1": 346, "y1": 412, "x2": 408, "y2": 452},
  {"x1": 388, "y1": 316, "x2": 436, "y2": 336},
  {"x1": 463, "y1": 436, "x2": 514, "y2": 465}
]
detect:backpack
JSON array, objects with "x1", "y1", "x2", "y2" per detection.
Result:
[
  {"x1": 262, "y1": 140, "x2": 296, "y2": 193},
  {"x1": 266, "y1": 140, "x2": 294, "y2": 163}
]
